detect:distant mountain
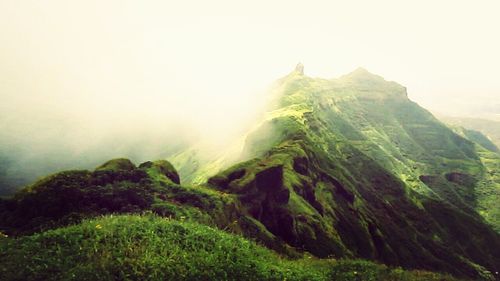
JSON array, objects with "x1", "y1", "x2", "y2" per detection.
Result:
[
  {"x1": 1, "y1": 66, "x2": 499, "y2": 280},
  {"x1": 438, "y1": 116, "x2": 500, "y2": 151}
]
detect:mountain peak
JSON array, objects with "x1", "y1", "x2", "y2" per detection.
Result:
[
  {"x1": 294, "y1": 63, "x2": 304, "y2": 75},
  {"x1": 348, "y1": 67, "x2": 377, "y2": 77},
  {"x1": 341, "y1": 67, "x2": 388, "y2": 84}
]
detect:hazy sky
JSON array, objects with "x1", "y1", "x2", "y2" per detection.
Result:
[{"x1": 1, "y1": 0, "x2": 500, "y2": 145}]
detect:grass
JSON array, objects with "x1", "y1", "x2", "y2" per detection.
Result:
[{"x1": 0, "y1": 214, "x2": 461, "y2": 281}]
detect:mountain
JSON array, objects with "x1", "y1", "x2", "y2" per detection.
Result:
[
  {"x1": 438, "y1": 116, "x2": 500, "y2": 152},
  {"x1": 208, "y1": 66, "x2": 500, "y2": 278},
  {"x1": 175, "y1": 65, "x2": 500, "y2": 278},
  {"x1": 1, "y1": 66, "x2": 500, "y2": 280}
]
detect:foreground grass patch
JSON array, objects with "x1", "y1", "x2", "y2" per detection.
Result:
[{"x1": 0, "y1": 215, "x2": 460, "y2": 281}]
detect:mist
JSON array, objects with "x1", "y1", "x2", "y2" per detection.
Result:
[{"x1": 1, "y1": 0, "x2": 500, "y2": 194}]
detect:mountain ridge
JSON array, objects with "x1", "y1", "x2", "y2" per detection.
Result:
[{"x1": 172, "y1": 65, "x2": 500, "y2": 278}]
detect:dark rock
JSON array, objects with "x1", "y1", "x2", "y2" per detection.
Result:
[
  {"x1": 255, "y1": 165, "x2": 284, "y2": 191},
  {"x1": 228, "y1": 169, "x2": 246, "y2": 182},
  {"x1": 293, "y1": 157, "x2": 309, "y2": 175},
  {"x1": 295, "y1": 63, "x2": 304, "y2": 75},
  {"x1": 274, "y1": 188, "x2": 290, "y2": 204},
  {"x1": 445, "y1": 172, "x2": 475, "y2": 186}
]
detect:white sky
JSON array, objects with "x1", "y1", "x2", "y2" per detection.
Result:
[{"x1": 1, "y1": 0, "x2": 500, "y2": 140}]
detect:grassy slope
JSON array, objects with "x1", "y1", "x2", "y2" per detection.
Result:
[
  {"x1": 168, "y1": 139, "x2": 247, "y2": 185},
  {"x1": 0, "y1": 214, "x2": 460, "y2": 281},
  {"x1": 201, "y1": 68, "x2": 499, "y2": 232},
  {"x1": 474, "y1": 146, "x2": 500, "y2": 232},
  {"x1": 447, "y1": 126, "x2": 500, "y2": 231}
]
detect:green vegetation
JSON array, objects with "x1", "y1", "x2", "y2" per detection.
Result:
[
  {"x1": 0, "y1": 158, "x2": 234, "y2": 235},
  {"x1": 96, "y1": 158, "x2": 137, "y2": 172},
  {"x1": 0, "y1": 214, "x2": 461, "y2": 281},
  {"x1": 1, "y1": 67, "x2": 500, "y2": 280},
  {"x1": 447, "y1": 126, "x2": 500, "y2": 231},
  {"x1": 475, "y1": 146, "x2": 500, "y2": 232}
]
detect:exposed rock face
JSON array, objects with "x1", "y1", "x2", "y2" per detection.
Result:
[
  {"x1": 445, "y1": 172, "x2": 476, "y2": 186},
  {"x1": 295, "y1": 63, "x2": 304, "y2": 75},
  {"x1": 208, "y1": 155, "x2": 348, "y2": 258}
]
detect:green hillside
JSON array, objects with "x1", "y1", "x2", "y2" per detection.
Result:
[
  {"x1": 0, "y1": 215, "x2": 461, "y2": 281},
  {"x1": 175, "y1": 66, "x2": 500, "y2": 279},
  {"x1": 0, "y1": 158, "x2": 239, "y2": 236}
]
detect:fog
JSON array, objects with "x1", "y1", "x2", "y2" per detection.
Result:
[{"x1": 1, "y1": 0, "x2": 500, "y2": 194}]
